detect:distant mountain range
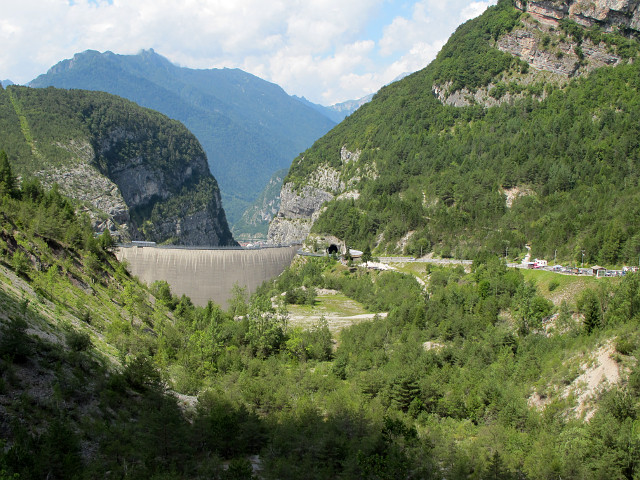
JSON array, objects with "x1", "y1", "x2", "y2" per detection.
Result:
[
  {"x1": 293, "y1": 72, "x2": 410, "y2": 124},
  {"x1": 28, "y1": 49, "x2": 337, "y2": 231},
  {"x1": 294, "y1": 94, "x2": 375, "y2": 123}
]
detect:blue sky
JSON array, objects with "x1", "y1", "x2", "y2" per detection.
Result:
[{"x1": 1, "y1": 0, "x2": 496, "y2": 105}]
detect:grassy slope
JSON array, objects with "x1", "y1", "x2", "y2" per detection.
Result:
[{"x1": 520, "y1": 268, "x2": 620, "y2": 305}]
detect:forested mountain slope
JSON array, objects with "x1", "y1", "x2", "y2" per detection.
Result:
[
  {"x1": 29, "y1": 49, "x2": 337, "y2": 231},
  {"x1": 0, "y1": 85, "x2": 236, "y2": 246},
  {"x1": 1, "y1": 148, "x2": 640, "y2": 478},
  {"x1": 269, "y1": 0, "x2": 640, "y2": 267}
]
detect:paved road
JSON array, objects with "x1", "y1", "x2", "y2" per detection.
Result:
[{"x1": 379, "y1": 256, "x2": 472, "y2": 266}]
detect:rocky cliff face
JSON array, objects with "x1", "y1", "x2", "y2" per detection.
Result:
[
  {"x1": 89, "y1": 115, "x2": 235, "y2": 246},
  {"x1": 497, "y1": 1, "x2": 633, "y2": 77},
  {"x1": 268, "y1": 183, "x2": 335, "y2": 244},
  {"x1": 497, "y1": 26, "x2": 621, "y2": 76},
  {"x1": 517, "y1": 0, "x2": 640, "y2": 32},
  {"x1": 144, "y1": 201, "x2": 232, "y2": 246},
  {"x1": 37, "y1": 132, "x2": 233, "y2": 246},
  {"x1": 268, "y1": 147, "x2": 365, "y2": 245}
]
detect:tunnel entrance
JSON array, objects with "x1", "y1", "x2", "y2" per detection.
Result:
[{"x1": 327, "y1": 244, "x2": 339, "y2": 255}]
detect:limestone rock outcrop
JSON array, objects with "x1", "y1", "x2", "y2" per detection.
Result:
[
  {"x1": 268, "y1": 183, "x2": 335, "y2": 244},
  {"x1": 498, "y1": 23, "x2": 621, "y2": 76},
  {"x1": 267, "y1": 146, "x2": 365, "y2": 245},
  {"x1": 516, "y1": 0, "x2": 640, "y2": 32}
]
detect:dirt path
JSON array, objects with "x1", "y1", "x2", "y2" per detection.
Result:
[
  {"x1": 289, "y1": 312, "x2": 387, "y2": 335},
  {"x1": 286, "y1": 289, "x2": 388, "y2": 334}
]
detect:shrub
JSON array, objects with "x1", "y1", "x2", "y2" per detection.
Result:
[
  {"x1": 285, "y1": 287, "x2": 316, "y2": 305},
  {"x1": 0, "y1": 317, "x2": 33, "y2": 362},
  {"x1": 11, "y1": 250, "x2": 30, "y2": 277},
  {"x1": 124, "y1": 354, "x2": 162, "y2": 391},
  {"x1": 65, "y1": 328, "x2": 92, "y2": 352},
  {"x1": 615, "y1": 336, "x2": 636, "y2": 355}
]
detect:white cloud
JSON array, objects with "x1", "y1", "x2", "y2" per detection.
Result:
[
  {"x1": 460, "y1": 1, "x2": 496, "y2": 22},
  {"x1": 1, "y1": 0, "x2": 497, "y2": 104},
  {"x1": 384, "y1": 39, "x2": 447, "y2": 80},
  {"x1": 379, "y1": 0, "x2": 496, "y2": 58}
]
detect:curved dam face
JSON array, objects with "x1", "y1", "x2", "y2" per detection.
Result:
[{"x1": 116, "y1": 245, "x2": 299, "y2": 308}]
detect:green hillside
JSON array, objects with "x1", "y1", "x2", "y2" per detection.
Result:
[
  {"x1": 1, "y1": 152, "x2": 640, "y2": 478},
  {"x1": 285, "y1": 0, "x2": 640, "y2": 266},
  {"x1": 0, "y1": 84, "x2": 235, "y2": 246}
]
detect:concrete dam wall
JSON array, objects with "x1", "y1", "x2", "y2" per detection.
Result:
[{"x1": 116, "y1": 245, "x2": 299, "y2": 308}]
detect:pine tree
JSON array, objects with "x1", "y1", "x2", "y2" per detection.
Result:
[
  {"x1": 361, "y1": 244, "x2": 373, "y2": 264},
  {"x1": 483, "y1": 451, "x2": 513, "y2": 480},
  {"x1": 0, "y1": 150, "x2": 17, "y2": 198}
]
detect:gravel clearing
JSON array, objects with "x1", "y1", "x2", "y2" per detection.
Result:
[{"x1": 568, "y1": 341, "x2": 621, "y2": 421}]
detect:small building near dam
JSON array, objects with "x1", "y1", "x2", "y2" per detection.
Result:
[{"x1": 116, "y1": 244, "x2": 299, "y2": 309}]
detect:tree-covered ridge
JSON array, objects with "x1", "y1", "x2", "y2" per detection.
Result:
[
  {"x1": 284, "y1": 0, "x2": 640, "y2": 266},
  {"x1": 430, "y1": 0, "x2": 526, "y2": 91},
  {"x1": 0, "y1": 86, "x2": 236, "y2": 246},
  {"x1": 3, "y1": 86, "x2": 206, "y2": 187}
]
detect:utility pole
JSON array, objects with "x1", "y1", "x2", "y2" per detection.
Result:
[{"x1": 582, "y1": 250, "x2": 585, "y2": 268}]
